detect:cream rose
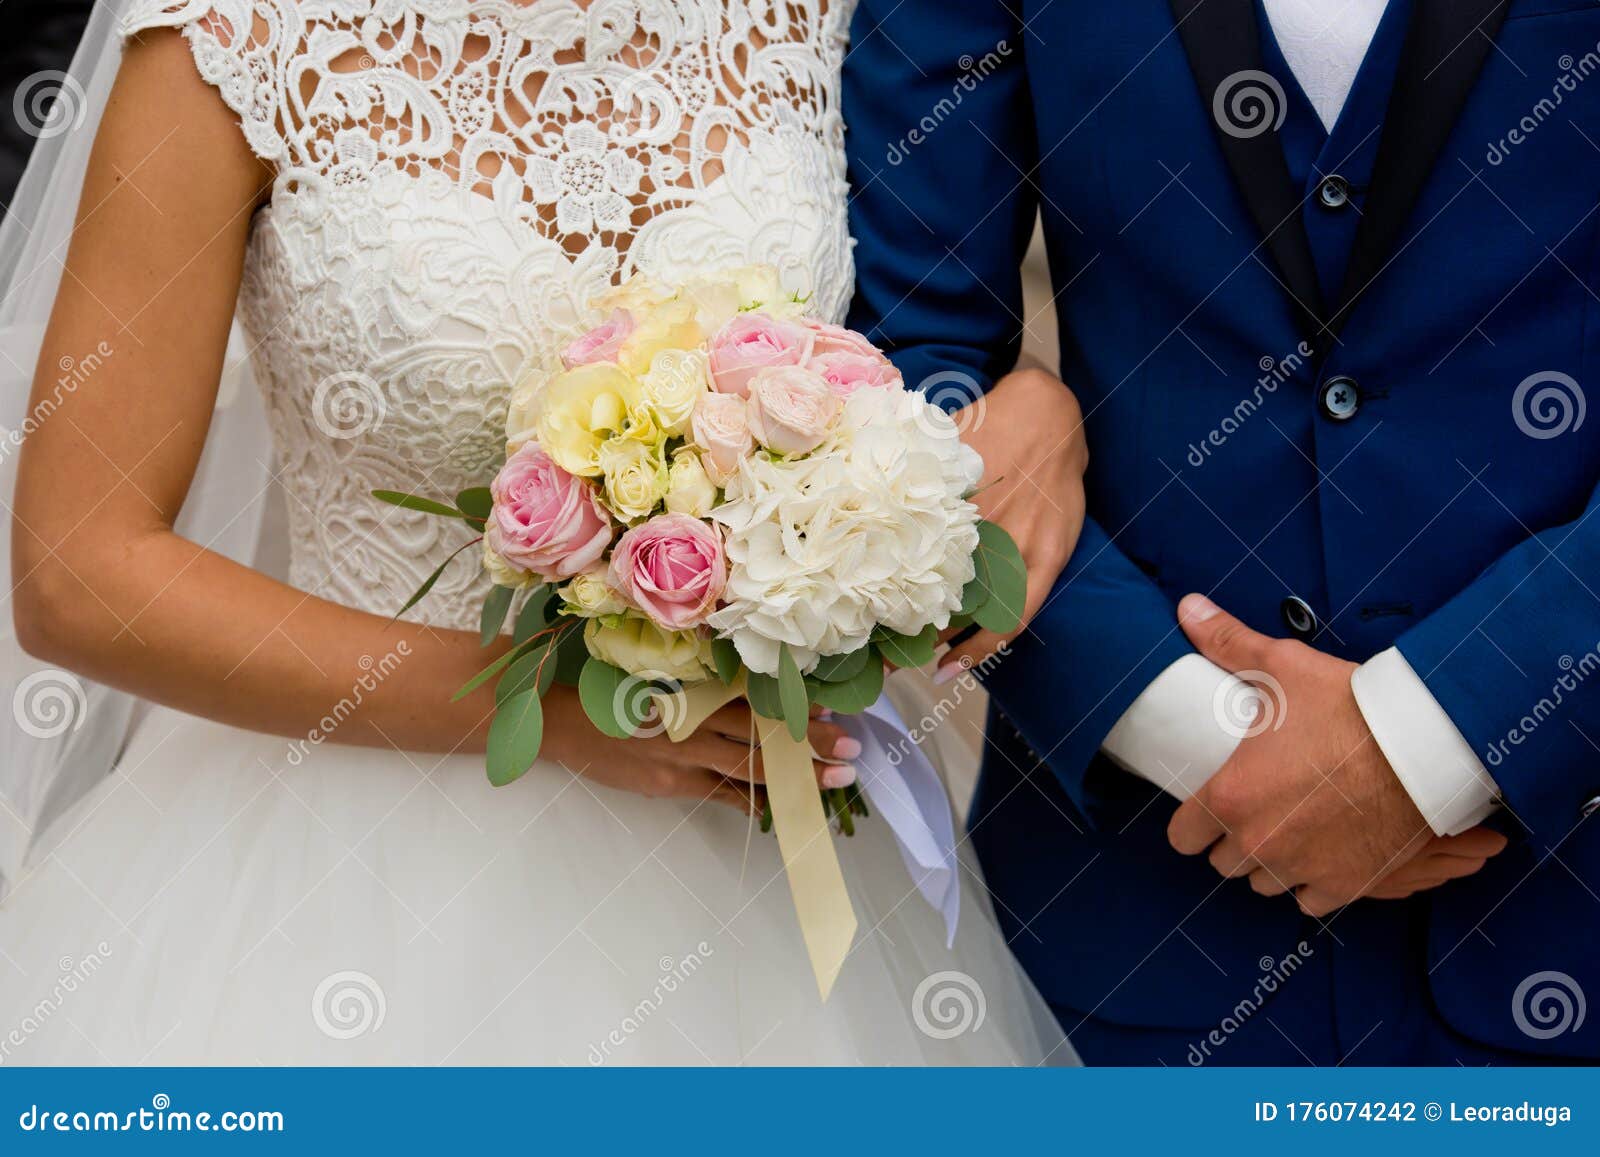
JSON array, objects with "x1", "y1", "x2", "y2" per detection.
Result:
[
  {"x1": 746, "y1": 366, "x2": 841, "y2": 455},
  {"x1": 664, "y1": 448, "x2": 718, "y2": 517},
  {"x1": 559, "y1": 570, "x2": 627, "y2": 618},
  {"x1": 689, "y1": 392, "x2": 755, "y2": 486},
  {"x1": 639, "y1": 348, "x2": 710, "y2": 436},
  {"x1": 598, "y1": 435, "x2": 669, "y2": 523},
  {"x1": 584, "y1": 615, "x2": 716, "y2": 683}
]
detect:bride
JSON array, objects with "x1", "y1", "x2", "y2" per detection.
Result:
[{"x1": 0, "y1": 0, "x2": 1079, "y2": 1065}]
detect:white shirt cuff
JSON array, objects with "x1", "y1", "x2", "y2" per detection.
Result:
[
  {"x1": 1102, "y1": 654, "x2": 1241, "y2": 799},
  {"x1": 1350, "y1": 647, "x2": 1501, "y2": 836}
]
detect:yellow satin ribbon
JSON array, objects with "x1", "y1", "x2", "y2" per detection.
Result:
[{"x1": 661, "y1": 675, "x2": 857, "y2": 1000}]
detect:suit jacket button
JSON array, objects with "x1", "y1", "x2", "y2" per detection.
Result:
[
  {"x1": 1317, "y1": 174, "x2": 1351, "y2": 209},
  {"x1": 1319, "y1": 376, "x2": 1361, "y2": 421},
  {"x1": 1281, "y1": 596, "x2": 1320, "y2": 639},
  {"x1": 1581, "y1": 795, "x2": 1600, "y2": 820}
]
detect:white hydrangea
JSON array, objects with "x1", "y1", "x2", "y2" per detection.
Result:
[{"x1": 707, "y1": 388, "x2": 984, "y2": 675}]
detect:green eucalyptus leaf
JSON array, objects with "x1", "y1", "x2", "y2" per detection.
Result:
[
  {"x1": 745, "y1": 672, "x2": 785, "y2": 720},
  {"x1": 452, "y1": 636, "x2": 538, "y2": 702},
  {"x1": 809, "y1": 656, "x2": 884, "y2": 715},
  {"x1": 811, "y1": 645, "x2": 870, "y2": 684},
  {"x1": 873, "y1": 624, "x2": 939, "y2": 669},
  {"x1": 970, "y1": 520, "x2": 1027, "y2": 634},
  {"x1": 371, "y1": 489, "x2": 466, "y2": 520},
  {"x1": 578, "y1": 659, "x2": 637, "y2": 739},
  {"x1": 552, "y1": 622, "x2": 590, "y2": 686},
  {"x1": 479, "y1": 583, "x2": 515, "y2": 646},
  {"x1": 958, "y1": 574, "x2": 989, "y2": 616},
  {"x1": 486, "y1": 687, "x2": 544, "y2": 786},
  {"x1": 711, "y1": 637, "x2": 741, "y2": 685},
  {"x1": 455, "y1": 486, "x2": 493, "y2": 521},
  {"x1": 512, "y1": 585, "x2": 555, "y2": 645},
  {"x1": 496, "y1": 642, "x2": 553, "y2": 705},
  {"x1": 393, "y1": 537, "x2": 478, "y2": 620},
  {"x1": 777, "y1": 644, "x2": 809, "y2": 743}
]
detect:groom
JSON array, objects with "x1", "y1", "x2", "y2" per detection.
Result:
[{"x1": 845, "y1": 0, "x2": 1600, "y2": 1064}]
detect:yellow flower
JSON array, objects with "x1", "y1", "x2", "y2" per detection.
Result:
[
  {"x1": 584, "y1": 615, "x2": 715, "y2": 683},
  {"x1": 664, "y1": 448, "x2": 718, "y2": 518},
  {"x1": 639, "y1": 348, "x2": 710, "y2": 436},
  {"x1": 533, "y1": 363, "x2": 645, "y2": 477},
  {"x1": 591, "y1": 275, "x2": 674, "y2": 316},
  {"x1": 559, "y1": 571, "x2": 626, "y2": 618},
  {"x1": 598, "y1": 434, "x2": 670, "y2": 523},
  {"x1": 482, "y1": 538, "x2": 535, "y2": 589},
  {"x1": 618, "y1": 299, "x2": 704, "y2": 375}
]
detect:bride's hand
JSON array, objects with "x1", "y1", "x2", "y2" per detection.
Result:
[
  {"x1": 936, "y1": 367, "x2": 1089, "y2": 681},
  {"x1": 543, "y1": 692, "x2": 861, "y2": 814}
]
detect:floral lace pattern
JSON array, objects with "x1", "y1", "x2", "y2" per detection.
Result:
[{"x1": 122, "y1": 0, "x2": 855, "y2": 628}]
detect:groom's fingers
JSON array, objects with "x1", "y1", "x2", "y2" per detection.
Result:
[
  {"x1": 1177, "y1": 593, "x2": 1277, "y2": 675},
  {"x1": 1167, "y1": 791, "x2": 1228, "y2": 856},
  {"x1": 1207, "y1": 836, "x2": 1257, "y2": 878},
  {"x1": 1248, "y1": 868, "x2": 1293, "y2": 897}
]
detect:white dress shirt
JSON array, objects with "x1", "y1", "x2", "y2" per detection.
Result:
[{"x1": 1101, "y1": 0, "x2": 1501, "y2": 834}]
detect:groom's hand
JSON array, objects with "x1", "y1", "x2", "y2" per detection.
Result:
[
  {"x1": 1164, "y1": 594, "x2": 1434, "y2": 917},
  {"x1": 937, "y1": 368, "x2": 1088, "y2": 680}
]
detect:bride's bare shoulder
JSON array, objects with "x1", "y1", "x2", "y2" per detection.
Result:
[{"x1": 111, "y1": 23, "x2": 275, "y2": 202}]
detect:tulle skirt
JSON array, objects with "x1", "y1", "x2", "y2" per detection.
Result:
[{"x1": 0, "y1": 696, "x2": 1072, "y2": 1065}]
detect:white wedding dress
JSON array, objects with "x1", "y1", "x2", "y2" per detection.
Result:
[{"x1": 0, "y1": 0, "x2": 1069, "y2": 1065}]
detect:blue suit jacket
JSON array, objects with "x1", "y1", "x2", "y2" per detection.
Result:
[{"x1": 845, "y1": 0, "x2": 1600, "y2": 1058}]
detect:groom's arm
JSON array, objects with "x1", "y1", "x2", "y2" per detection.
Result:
[
  {"x1": 1383, "y1": 479, "x2": 1600, "y2": 844},
  {"x1": 844, "y1": 0, "x2": 1195, "y2": 815}
]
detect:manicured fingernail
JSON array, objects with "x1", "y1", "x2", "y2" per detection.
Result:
[
  {"x1": 831, "y1": 736, "x2": 862, "y2": 761},
  {"x1": 816, "y1": 708, "x2": 834, "y2": 721},
  {"x1": 822, "y1": 763, "x2": 858, "y2": 789},
  {"x1": 932, "y1": 662, "x2": 960, "y2": 685},
  {"x1": 1178, "y1": 594, "x2": 1219, "y2": 624}
]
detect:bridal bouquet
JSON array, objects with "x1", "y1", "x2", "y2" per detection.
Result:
[{"x1": 376, "y1": 265, "x2": 1024, "y2": 994}]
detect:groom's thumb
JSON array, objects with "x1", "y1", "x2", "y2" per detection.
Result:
[{"x1": 1177, "y1": 594, "x2": 1275, "y2": 675}]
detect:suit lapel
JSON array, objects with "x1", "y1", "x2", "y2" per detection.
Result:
[
  {"x1": 1332, "y1": 0, "x2": 1511, "y2": 334},
  {"x1": 1169, "y1": 0, "x2": 1325, "y2": 333}
]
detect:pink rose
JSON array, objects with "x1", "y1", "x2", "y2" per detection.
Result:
[
  {"x1": 608, "y1": 514, "x2": 727, "y2": 631},
  {"x1": 746, "y1": 367, "x2": 841, "y2": 455},
  {"x1": 809, "y1": 351, "x2": 904, "y2": 397},
  {"x1": 690, "y1": 391, "x2": 754, "y2": 485},
  {"x1": 803, "y1": 319, "x2": 885, "y2": 361},
  {"x1": 706, "y1": 312, "x2": 813, "y2": 398},
  {"x1": 561, "y1": 309, "x2": 634, "y2": 368},
  {"x1": 487, "y1": 443, "x2": 613, "y2": 579}
]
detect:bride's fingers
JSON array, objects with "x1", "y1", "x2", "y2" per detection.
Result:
[{"x1": 698, "y1": 736, "x2": 856, "y2": 790}]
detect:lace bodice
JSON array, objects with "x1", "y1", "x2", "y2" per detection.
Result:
[{"x1": 122, "y1": 0, "x2": 855, "y2": 628}]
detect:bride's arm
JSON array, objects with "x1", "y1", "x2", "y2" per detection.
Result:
[{"x1": 10, "y1": 32, "x2": 850, "y2": 804}]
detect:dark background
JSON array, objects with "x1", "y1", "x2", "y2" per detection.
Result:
[{"x1": 0, "y1": 0, "x2": 96, "y2": 211}]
